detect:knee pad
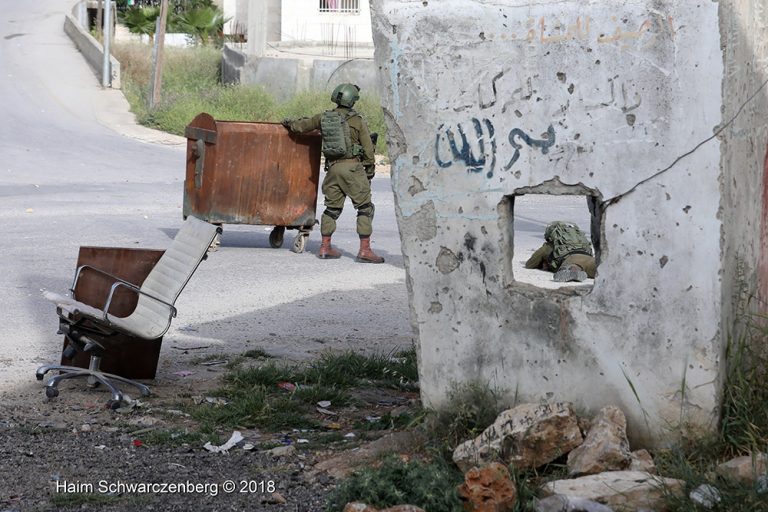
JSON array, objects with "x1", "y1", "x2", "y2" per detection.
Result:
[
  {"x1": 323, "y1": 207, "x2": 343, "y2": 220},
  {"x1": 357, "y1": 203, "x2": 375, "y2": 218}
]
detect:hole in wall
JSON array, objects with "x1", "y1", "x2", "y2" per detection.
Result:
[{"x1": 504, "y1": 193, "x2": 602, "y2": 290}]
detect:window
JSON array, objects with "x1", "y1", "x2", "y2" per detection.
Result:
[
  {"x1": 502, "y1": 193, "x2": 602, "y2": 290},
  {"x1": 319, "y1": 0, "x2": 360, "y2": 14}
]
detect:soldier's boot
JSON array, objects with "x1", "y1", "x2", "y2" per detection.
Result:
[
  {"x1": 318, "y1": 236, "x2": 341, "y2": 259},
  {"x1": 356, "y1": 236, "x2": 384, "y2": 264},
  {"x1": 553, "y1": 264, "x2": 588, "y2": 283}
]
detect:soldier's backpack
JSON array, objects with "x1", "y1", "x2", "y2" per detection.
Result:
[
  {"x1": 544, "y1": 221, "x2": 593, "y2": 270},
  {"x1": 320, "y1": 110, "x2": 355, "y2": 159}
]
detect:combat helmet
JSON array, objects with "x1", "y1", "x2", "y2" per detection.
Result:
[{"x1": 331, "y1": 83, "x2": 360, "y2": 108}]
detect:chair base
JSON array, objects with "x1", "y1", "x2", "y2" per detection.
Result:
[{"x1": 37, "y1": 355, "x2": 151, "y2": 409}]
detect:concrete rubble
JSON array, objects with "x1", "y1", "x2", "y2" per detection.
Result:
[
  {"x1": 453, "y1": 402, "x2": 583, "y2": 472},
  {"x1": 535, "y1": 494, "x2": 615, "y2": 512},
  {"x1": 457, "y1": 462, "x2": 517, "y2": 512},
  {"x1": 449, "y1": 403, "x2": 680, "y2": 511},
  {"x1": 540, "y1": 471, "x2": 684, "y2": 511},
  {"x1": 567, "y1": 406, "x2": 632, "y2": 476},
  {"x1": 715, "y1": 452, "x2": 768, "y2": 484}
]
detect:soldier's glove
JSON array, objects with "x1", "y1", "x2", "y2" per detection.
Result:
[
  {"x1": 364, "y1": 164, "x2": 375, "y2": 181},
  {"x1": 281, "y1": 118, "x2": 292, "y2": 130}
]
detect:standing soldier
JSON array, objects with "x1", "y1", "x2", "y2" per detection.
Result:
[{"x1": 282, "y1": 83, "x2": 384, "y2": 263}]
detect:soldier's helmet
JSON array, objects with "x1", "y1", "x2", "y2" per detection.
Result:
[{"x1": 331, "y1": 83, "x2": 360, "y2": 108}]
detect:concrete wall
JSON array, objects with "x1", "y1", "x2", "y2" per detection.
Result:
[
  {"x1": 719, "y1": 1, "x2": 768, "y2": 342},
  {"x1": 222, "y1": 45, "x2": 380, "y2": 99},
  {"x1": 371, "y1": 0, "x2": 732, "y2": 445},
  {"x1": 64, "y1": 9, "x2": 121, "y2": 89},
  {"x1": 282, "y1": 0, "x2": 373, "y2": 45}
]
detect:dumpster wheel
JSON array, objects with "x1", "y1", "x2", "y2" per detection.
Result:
[
  {"x1": 269, "y1": 226, "x2": 286, "y2": 248},
  {"x1": 291, "y1": 232, "x2": 308, "y2": 253}
]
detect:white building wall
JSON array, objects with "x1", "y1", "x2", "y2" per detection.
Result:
[
  {"x1": 281, "y1": 0, "x2": 372, "y2": 46},
  {"x1": 372, "y1": 0, "x2": 727, "y2": 446}
]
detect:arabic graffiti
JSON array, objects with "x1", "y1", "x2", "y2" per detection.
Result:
[
  {"x1": 584, "y1": 76, "x2": 642, "y2": 112},
  {"x1": 491, "y1": 13, "x2": 676, "y2": 48},
  {"x1": 435, "y1": 119, "x2": 555, "y2": 178}
]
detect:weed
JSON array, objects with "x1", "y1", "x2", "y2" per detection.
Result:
[
  {"x1": 243, "y1": 348, "x2": 274, "y2": 359},
  {"x1": 141, "y1": 428, "x2": 206, "y2": 448},
  {"x1": 654, "y1": 321, "x2": 768, "y2": 509},
  {"x1": 424, "y1": 381, "x2": 504, "y2": 451},
  {"x1": 112, "y1": 43, "x2": 388, "y2": 152},
  {"x1": 325, "y1": 455, "x2": 464, "y2": 512},
  {"x1": 185, "y1": 348, "x2": 417, "y2": 437},
  {"x1": 720, "y1": 327, "x2": 768, "y2": 456}
]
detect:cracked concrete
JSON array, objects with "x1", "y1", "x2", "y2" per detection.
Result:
[{"x1": 369, "y1": 0, "x2": 761, "y2": 446}]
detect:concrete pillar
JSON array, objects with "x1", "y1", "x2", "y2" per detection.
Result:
[
  {"x1": 371, "y1": 0, "x2": 768, "y2": 446},
  {"x1": 247, "y1": 0, "x2": 267, "y2": 56}
]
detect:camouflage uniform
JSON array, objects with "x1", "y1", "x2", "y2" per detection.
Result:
[
  {"x1": 525, "y1": 243, "x2": 596, "y2": 279},
  {"x1": 287, "y1": 106, "x2": 376, "y2": 237}
]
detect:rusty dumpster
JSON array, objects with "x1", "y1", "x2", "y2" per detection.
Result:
[{"x1": 183, "y1": 113, "x2": 322, "y2": 252}]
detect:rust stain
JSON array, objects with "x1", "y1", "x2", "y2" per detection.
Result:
[
  {"x1": 183, "y1": 113, "x2": 322, "y2": 227},
  {"x1": 759, "y1": 142, "x2": 768, "y2": 303}
]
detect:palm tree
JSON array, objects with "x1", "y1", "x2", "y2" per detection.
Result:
[
  {"x1": 172, "y1": 6, "x2": 226, "y2": 46},
  {"x1": 120, "y1": 6, "x2": 161, "y2": 42}
]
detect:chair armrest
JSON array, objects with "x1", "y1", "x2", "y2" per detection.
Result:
[
  {"x1": 70, "y1": 264, "x2": 141, "y2": 299},
  {"x1": 104, "y1": 281, "x2": 178, "y2": 324}
]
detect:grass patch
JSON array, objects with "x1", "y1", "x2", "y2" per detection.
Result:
[
  {"x1": 654, "y1": 321, "x2": 768, "y2": 510},
  {"x1": 243, "y1": 348, "x2": 274, "y2": 359},
  {"x1": 187, "y1": 347, "x2": 417, "y2": 435},
  {"x1": 325, "y1": 455, "x2": 464, "y2": 512},
  {"x1": 424, "y1": 380, "x2": 504, "y2": 452},
  {"x1": 112, "y1": 42, "x2": 387, "y2": 152}
]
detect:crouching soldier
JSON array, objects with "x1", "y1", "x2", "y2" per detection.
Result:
[{"x1": 525, "y1": 221, "x2": 596, "y2": 282}]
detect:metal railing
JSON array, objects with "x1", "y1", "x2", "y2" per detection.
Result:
[{"x1": 319, "y1": 0, "x2": 359, "y2": 14}]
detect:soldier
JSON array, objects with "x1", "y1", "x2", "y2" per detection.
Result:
[
  {"x1": 282, "y1": 83, "x2": 384, "y2": 263},
  {"x1": 525, "y1": 221, "x2": 596, "y2": 282}
]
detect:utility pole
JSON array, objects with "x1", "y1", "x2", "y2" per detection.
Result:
[
  {"x1": 149, "y1": 0, "x2": 169, "y2": 109},
  {"x1": 101, "y1": 0, "x2": 112, "y2": 87}
]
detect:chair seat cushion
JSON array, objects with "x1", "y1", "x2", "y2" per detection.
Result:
[{"x1": 43, "y1": 291, "x2": 106, "y2": 323}]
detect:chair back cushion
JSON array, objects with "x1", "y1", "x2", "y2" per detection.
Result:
[{"x1": 110, "y1": 216, "x2": 219, "y2": 339}]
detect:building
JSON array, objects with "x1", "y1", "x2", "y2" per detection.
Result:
[{"x1": 219, "y1": 0, "x2": 378, "y2": 99}]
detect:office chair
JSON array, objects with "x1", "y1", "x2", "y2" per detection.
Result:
[{"x1": 36, "y1": 216, "x2": 221, "y2": 408}]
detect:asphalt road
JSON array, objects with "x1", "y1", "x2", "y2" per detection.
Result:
[
  {"x1": 0, "y1": 0, "x2": 415, "y2": 400},
  {"x1": 0, "y1": 0, "x2": 592, "y2": 401}
]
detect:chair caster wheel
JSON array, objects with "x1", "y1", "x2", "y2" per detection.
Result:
[
  {"x1": 36, "y1": 373, "x2": 44, "y2": 381},
  {"x1": 105, "y1": 400, "x2": 122, "y2": 410},
  {"x1": 45, "y1": 387, "x2": 59, "y2": 398}
]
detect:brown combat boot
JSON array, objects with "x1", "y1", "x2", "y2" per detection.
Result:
[
  {"x1": 356, "y1": 236, "x2": 384, "y2": 263},
  {"x1": 318, "y1": 235, "x2": 341, "y2": 259}
]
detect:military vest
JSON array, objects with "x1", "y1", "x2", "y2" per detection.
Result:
[
  {"x1": 320, "y1": 110, "x2": 362, "y2": 160},
  {"x1": 544, "y1": 221, "x2": 594, "y2": 270}
]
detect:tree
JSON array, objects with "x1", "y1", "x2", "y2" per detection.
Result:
[
  {"x1": 172, "y1": 6, "x2": 226, "y2": 46},
  {"x1": 120, "y1": 6, "x2": 161, "y2": 41}
]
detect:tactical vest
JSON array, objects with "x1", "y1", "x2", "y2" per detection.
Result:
[
  {"x1": 544, "y1": 221, "x2": 594, "y2": 270},
  {"x1": 320, "y1": 110, "x2": 362, "y2": 160}
]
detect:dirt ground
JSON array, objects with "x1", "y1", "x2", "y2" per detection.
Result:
[{"x1": 1, "y1": 358, "x2": 420, "y2": 512}]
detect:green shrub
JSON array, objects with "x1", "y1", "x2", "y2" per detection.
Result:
[
  {"x1": 114, "y1": 43, "x2": 387, "y2": 152},
  {"x1": 425, "y1": 381, "x2": 504, "y2": 451},
  {"x1": 325, "y1": 456, "x2": 464, "y2": 512}
]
